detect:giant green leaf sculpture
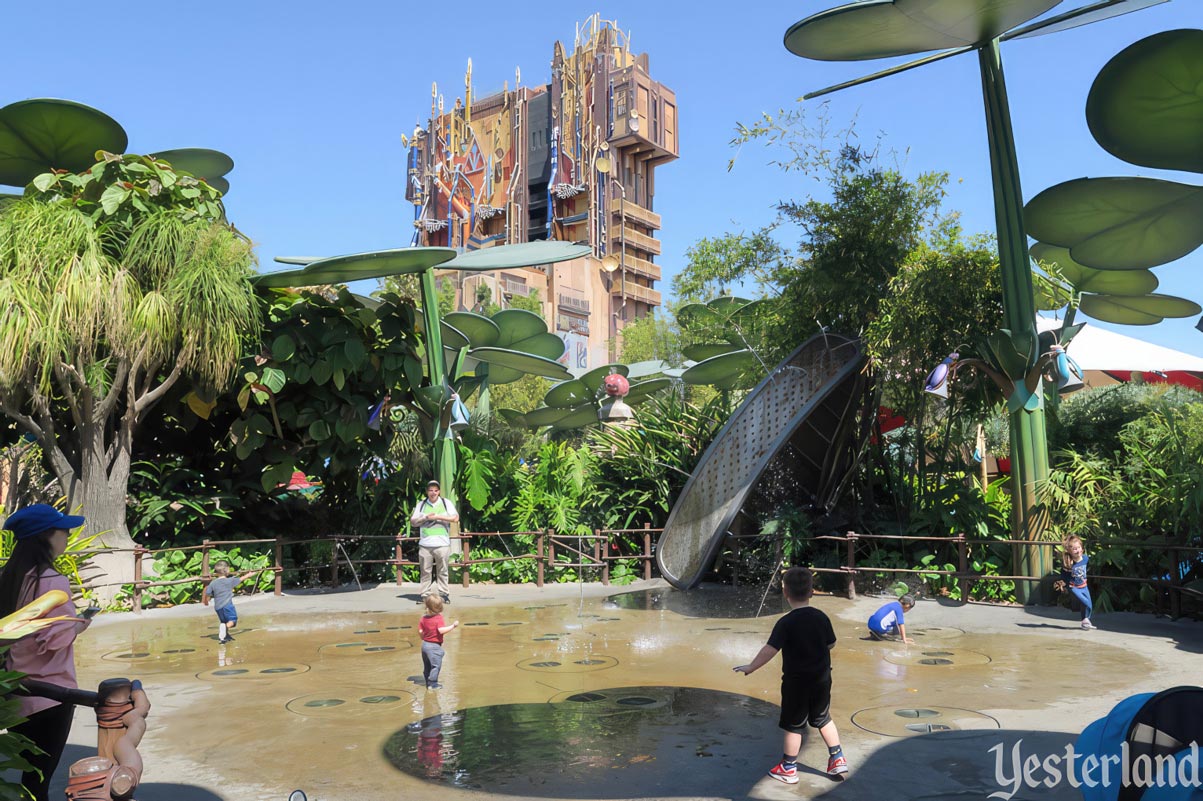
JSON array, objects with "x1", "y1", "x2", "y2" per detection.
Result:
[
  {"x1": 255, "y1": 247, "x2": 458, "y2": 287},
  {"x1": 0, "y1": 99, "x2": 127, "y2": 186},
  {"x1": 253, "y1": 241, "x2": 589, "y2": 497},
  {"x1": 151, "y1": 148, "x2": 235, "y2": 195},
  {"x1": 1077, "y1": 294, "x2": 1201, "y2": 326},
  {"x1": 1086, "y1": 28, "x2": 1203, "y2": 173},
  {"x1": 1027, "y1": 178, "x2": 1203, "y2": 270},
  {"x1": 505, "y1": 295, "x2": 774, "y2": 432},
  {"x1": 785, "y1": 0, "x2": 1059, "y2": 61},
  {"x1": 0, "y1": 98, "x2": 236, "y2": 195},
  {"x1": 1031, "y1": 244, "x2": 1158, "y2": 296},
  {"x1": 780, "y1": 0, "x2": 1174, "y2": 596},
  {"x1": 1026, "y1": 29, "x2": 1203, "y2": 328}
]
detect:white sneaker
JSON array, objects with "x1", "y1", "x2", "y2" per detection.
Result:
[{"x1": 1081, "y1": 619, "x2": 1097, "y2": 630}]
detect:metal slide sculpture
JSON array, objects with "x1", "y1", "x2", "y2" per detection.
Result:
[{"x1": 656, "y1": 333, "x2": 870, "y2": 589}]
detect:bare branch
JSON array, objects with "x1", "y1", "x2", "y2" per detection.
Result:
[
  {"x1": 97, "y1": 356, "x2": 130, "y2": 420},
  {"x1": 2, "y1": 395, "x2": 77, "y2": 493},
  {"x1": 52, "y1": 364, "x2": 85, "y2": 429},
  {"x1": 1, "y1": 397, "x2": 47, "y2": 443},
  {"x1": 135, "y1": 356, "x2": 184, "y2": 417}
]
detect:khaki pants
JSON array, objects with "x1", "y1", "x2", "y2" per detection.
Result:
[{"x1": 418, "y1": 544, "x2": 450, "y2": 598}]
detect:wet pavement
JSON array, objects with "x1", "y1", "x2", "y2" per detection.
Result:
[{"x1": 44, "y1": 580, "x2": 1203, "y2": 800}]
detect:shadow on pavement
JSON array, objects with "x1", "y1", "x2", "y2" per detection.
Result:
[
  {"x1": 1020, "y1": 604, "x2": 1203, "y2": 655},
  {"x1": 813, "y1": 729, "x2": 1079, "y2": 801}
]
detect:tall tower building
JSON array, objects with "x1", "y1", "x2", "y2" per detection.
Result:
[{"x1": 405, "y1": 14, "x2": 678, "y2": 369}]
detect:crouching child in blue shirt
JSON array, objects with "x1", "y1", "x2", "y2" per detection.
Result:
[{"x1": 867, "y1": 595, "x2": 915, "y2": 643}]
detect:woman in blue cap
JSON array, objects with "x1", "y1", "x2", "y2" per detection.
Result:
[{"x1": 1, "y1": 503, "x2": 92, "y2": 801}]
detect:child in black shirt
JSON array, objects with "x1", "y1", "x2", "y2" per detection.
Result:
[{"x1": 734, "y1": 566, "x2": 848, "y2": 784}]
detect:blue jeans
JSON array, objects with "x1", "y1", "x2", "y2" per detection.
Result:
[{"x1": 1069, "y1": 585, "x2": 1092, "y2": 620}]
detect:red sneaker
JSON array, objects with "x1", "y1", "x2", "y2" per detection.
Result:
[
  {"x1": 827, "y1": 754, "x2": 849, "y2": 778},
  {"x1": 768, "y1": 762, "x2": 799, "y2": 784}
]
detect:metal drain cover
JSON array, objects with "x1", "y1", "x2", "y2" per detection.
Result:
[
  {"x1": 851, "y1": 705, "x2": 1000, "y2": 737},
  {"x1": 884, "y1": 648, "x2": 992, "y2": 667}
]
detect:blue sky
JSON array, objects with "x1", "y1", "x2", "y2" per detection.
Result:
[{"x1": 6, "y1": 1, "x2": 1200, "y2": 356}]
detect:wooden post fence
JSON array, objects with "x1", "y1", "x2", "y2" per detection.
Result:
[{"x1": 642, "y1": 523, "x2": 652, "y2": 580}]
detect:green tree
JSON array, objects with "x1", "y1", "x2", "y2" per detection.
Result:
[
  {"x1": 616, "y1": 309, "x2": 684, "y2": 366},
  {"x1": 506, "y1": 287, "x2": 542, "y2": 317},
  {"x1": 767, "y1": 149, "x2": 949, "y2": 357},
  {"x1": 673, "y1": 231, "x2": 784, "y2": 304},
  {"x1": 0, "y1": 154, "x2": 259, "y2": 587}
]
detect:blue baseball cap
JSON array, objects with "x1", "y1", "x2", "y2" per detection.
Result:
[{"x1": 3, "y1": 504, "x2": 86, "y2": 541}]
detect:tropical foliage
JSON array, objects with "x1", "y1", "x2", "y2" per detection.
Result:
[
  {"x1": 0, "y1": 153, "x2": 260, "y2": 555},
  {"x1": 115, "y1": 546, "x2": 274, "y2": 609},
  {"x1": 1042, "y1": 386, "x2": 1203, "y2": 613}
]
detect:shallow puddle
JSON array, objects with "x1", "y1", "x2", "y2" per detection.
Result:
[{"x1": 72, "y1": 587, "x2": 1153, "y2": 799}]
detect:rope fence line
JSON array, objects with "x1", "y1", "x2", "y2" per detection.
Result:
[
  {"x1": 35, "y1": 526, "x2": 1201, "y2": 618},
  {"x1": 811, "y1": 531, "x2": 1201, "y2": 618},
  {"x1": 76, "y1": 525, "x2": 660, "y2": 612}
]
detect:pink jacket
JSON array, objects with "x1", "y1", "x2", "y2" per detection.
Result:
[{"x1": 6, "y1": 570, "x2": 89, "y2": 718}]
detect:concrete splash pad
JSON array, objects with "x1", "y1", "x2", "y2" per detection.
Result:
[{"x1": 59, "y1": 581, "x2": 1202, "y2": 800}]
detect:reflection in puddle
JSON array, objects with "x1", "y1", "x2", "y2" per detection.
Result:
[
  {"x1": 606, "y1": 585, "x2": 788, "y2": 618},
  {"x1": 382, "y1": 687, "x2": 779, "y2": 797},
  {"x1": 71, "y1": 588, "x2": 1157, "y2": 798}
]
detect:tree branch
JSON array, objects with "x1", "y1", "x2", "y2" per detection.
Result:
[
  {"x1": 3, "y1": 394, "x2": 77, "y2": 496},
  {"x1": 97, "y1": 356, "x2": 130, "y2": 420},
  {"x1": 52, "y1": 364, "x2": 85, "y2": 429},
  {"x1": 134, "y1": 356, "x2": 183, "y2": 417}
]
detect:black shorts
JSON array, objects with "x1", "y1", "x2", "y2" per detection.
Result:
[{"x1": 779, "y1": 673, "x2": 833, "y2": 733}]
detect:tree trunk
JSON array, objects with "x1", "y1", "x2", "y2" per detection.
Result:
[{"x1": 72, "y1": 421, "x2": 136, "y2": 604}]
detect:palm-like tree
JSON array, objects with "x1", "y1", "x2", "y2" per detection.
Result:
[{"x1": 0, "y1": 155, "x2": 259, "y2": 591}]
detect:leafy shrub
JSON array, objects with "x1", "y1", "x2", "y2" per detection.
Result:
[
  {"x1": 114, "y1": 547, "x2": 273, "y2": 610},
  {"x1": 1, "y1": 650, "x2": 39, "y2": 799}
]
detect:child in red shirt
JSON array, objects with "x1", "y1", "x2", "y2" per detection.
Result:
[{"x1": 419, "y1": 595, "x2": 459, "y2": 689}]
